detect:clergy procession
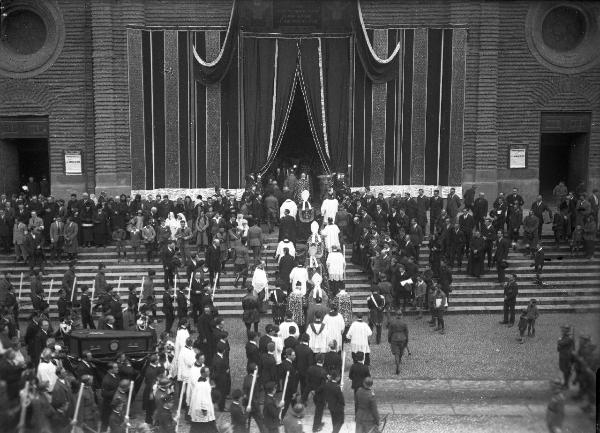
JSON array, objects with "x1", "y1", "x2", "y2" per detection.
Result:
[{"x1": 0, "y1": 165, "x2": 598, "y2": 433}]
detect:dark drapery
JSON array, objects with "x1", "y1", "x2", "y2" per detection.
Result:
[
  {"x1": 298, "y1": 38, "x2": 332, "y2": 173},
  {"x1": 243, "y1": 36, "x2": 353, "y2": 177},
  {"x1": 352, "y1": 0, "x2": 400, "y2": 83},
  {"x1": 243, "y1": 37, "x2": 299, "y2": 175},
  {"x1": 192, "y1": 0, "x2": 239, "y2": 84},
  {"x1": 243, "y1": 38, "x2": 276, "y2": 175},
  {"x1": 322, "y1": 37, "x2": 350, "y2": 173},
  {"x1": 258, "y1": 38, "x2": 299, "y2": 175}
]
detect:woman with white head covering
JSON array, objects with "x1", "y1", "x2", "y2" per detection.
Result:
[{"x1": 167, "y1": 212, "x2": 179, "y2": 240}]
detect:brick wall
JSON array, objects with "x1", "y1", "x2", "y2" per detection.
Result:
[
  {"x1": 362, "y1": 0, "x2": 600, "y2": 203},
  {"x1": 1, "y1": 0, "x2": 598, "y2": 202},
  {"x1": 0, "y1": 0, "x2": 95, "y2": 197}
]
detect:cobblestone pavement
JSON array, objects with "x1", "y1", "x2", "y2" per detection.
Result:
[
  {"x1": 129, "y1": 313, "x2": 599, "y2": 432},
  {"x1": 221, "y1": 312, "x2": 600, "y2": 384}
]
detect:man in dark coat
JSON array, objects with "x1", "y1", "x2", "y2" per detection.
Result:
[
  {"x1": 52, "y1": 367, "x2": 75, "y2": 418},
  {"x1": 242, "y1": 287, "x2": 260, "y2": 336},
  {"x1": 348, "y1": 351, "x2": 370, "y2": 395},
  {"x1": 429, "y1": 190, "x2": 444, "y2": 235},
  {"x1": 355, "y1": 377, "x2": 380, "y2": 433},
  {"x1": 500, "y1": 274, "x2": 519, "y2": 326},
  {"x1": 245, "y1": 331, "x2": 261, "y2": 371},
  {"x1": 473, "y1": 192, "x2": 489, "y2": 231},
  {"x1": 279, "y1": 348, "x2": 299, "y2": 418},
  {"x1": 80, "y1": 285, "x2": 95, "y2": 329},
  {"x1": 162, "y1": 286, "x2": 175, "y2": 334},
  {"x1": 294, "y1": 333, "x2": 314, "y2": 402},
  {"x1": 161, "y1": 242, "x2": 178, "y2": 288},
  {"x1": 278, "y1": 248, "x2": 296, "y2": 293},
  {"x1": 279, "y1": 209, "x2": 297, "y2": 243},
  {"x1": 205, "y1": 239, "x2": 222, "y2": 287},
  {"x1": 387, "y1": 310, "x2": 409, "y2": 374},
  {"x1": 494, "y1": 230, "x2": 511, "y2": 282},
  {"x1": 100, "y1": 363, "x2": 120, "y2": 431},
  {"x1": 31, "y1": 318, "x2": 51, "y2": 366},
  {"x1": 323, "y1": 371, "x2": 345, "y2": 433},
  {"x1": 262, "y1": 382, "x2": 281, "y2": 433},
  {"x1": 449, "y1": 224, "x2": 466, "y2": 269},
  {"x1": 259, "y1": 342, "x2": 278, "y2": 389},
  {"x1": 305, "y1": 353, "x2": 327, "y2": 431},
  {"x1": 142, "y1": 354, "x2": 163, "y2": 424},
  {"x1": 211, "y1": 342, "x2": 231, "y2": 412}
]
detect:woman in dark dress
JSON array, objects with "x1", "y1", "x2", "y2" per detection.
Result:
[
  {"x1": 93, "y1": 207, "x2": 109, "y2": 247},
  {"x1": 467, "y1": 230, "x2": 485, "y2": 277}
]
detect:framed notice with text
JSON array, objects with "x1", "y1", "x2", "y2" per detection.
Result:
[
  {"x1": 509, "y1": 147, "x2": 527, "y2": 169},
  {"x1": 64, "y1": 151, "x2": 82, "y2": 175}
]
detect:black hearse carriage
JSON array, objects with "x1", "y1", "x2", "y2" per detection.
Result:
[{"x1": 64, "y1": 329, "x2": 155, "y2": 387}]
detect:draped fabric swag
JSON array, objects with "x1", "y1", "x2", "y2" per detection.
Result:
[
  {"x1": 242, "y1": 36, "x2": 351, "y2": 177},
  {"x1": 192, "y1": 0, "x2": 239, "y2": 84}
]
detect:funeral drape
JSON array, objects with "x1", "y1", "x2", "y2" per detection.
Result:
[{"x1": 242, "y1": 36, "x2": 351, "y2": 176}]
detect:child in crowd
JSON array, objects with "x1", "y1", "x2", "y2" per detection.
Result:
[
  {"x1": 112, "y1": 227, "x2": 127, "y2": 262},
  {"x1": 525, "y1": 298, "x2": 539, "y2": 337},
  {"x1": 570, "y1": 225, "x2": 583, "y2": 256},
  {"x1": 517, "y1": 309, "x2": 528, "y2": 344}
]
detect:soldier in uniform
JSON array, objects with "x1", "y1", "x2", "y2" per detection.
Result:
[
  {"x1": 366, "y1": 286, "x2": 385, "y2": 345},
  {"x1": 556, "y1": 325, "x2": 574, "y2": 388},
  {"x1": 241, "y1": 286, "x2": 260, "y2": 337},
  {"x1": 387, "y1": 310, "x2": 409, "y2": 375}
]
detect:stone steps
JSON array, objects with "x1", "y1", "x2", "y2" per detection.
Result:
[{"x1": 3, "y1": 231, "x2": 600, "y2": 317}]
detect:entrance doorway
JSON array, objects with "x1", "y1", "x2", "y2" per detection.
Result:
[
  {"x1": 539, "y1": 133, "x2": 588, "y2": 201},
  {"x1": 266, "y1": 82, "x2": 326, "y2": 196},
  {"x1": 0, "y1": 138, "x2": 50, "y2": 194}
]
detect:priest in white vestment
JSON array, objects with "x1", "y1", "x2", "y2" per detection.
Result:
[
  {"x1": 346, "y1": 314, "x2": 372, "y2": 358},
  {"x1": 275, "y1": 239, "x2": 296, "y2": 262},
  {"x1": 326, "y1": 246, "x2": 346, "y2": 281},
  {"x1": 323, "y1": 306, "x2": 345, "y2": 349},
  {"x1": 321, "y1": 195, "x2": 339, "y2": 225},
  {"x1": 289, "y1": 263, "x2": 309, "y2": 296},
  {"x1": 280, "y1": 198, "x2": 298, "y2": 219},
  {"x1": 188, "y1": 366, "x2": 216, "y2": 428},
  {"x1": 306, "y1": 312, "x2": 329, "y2": 354},
  {"x1": 321, "y1": 219, "x2": 340, "y2": 252}
]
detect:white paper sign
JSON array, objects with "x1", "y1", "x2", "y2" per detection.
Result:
[
  {"x1": 509, "y1": 148, "x2": 527, "y2": 169},
  {"x1": 65, "y1": 151, "x2": 82, "y2": 175}
]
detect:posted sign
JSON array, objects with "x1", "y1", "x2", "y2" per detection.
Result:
[
  {"x1": 509, "y1": 147, "x2": 527, "y2": 169},
  {"x1": 65, "y1": 151, "x2": 82, "y2": 175}
]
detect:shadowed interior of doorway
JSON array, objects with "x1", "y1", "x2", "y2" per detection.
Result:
[{"x1": 0, "y1": 138, "x2": 49, "y2": 194}]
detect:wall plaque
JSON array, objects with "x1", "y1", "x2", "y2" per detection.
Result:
[
  {"x1": 509, "y1": 147, "x2": 527, "y2": 169},
  {"x1": 64, "y1": 151, "x2": 82, "y2": 175}
]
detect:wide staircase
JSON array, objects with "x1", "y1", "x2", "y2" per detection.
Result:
[{"x1": 2, "y1": 230, "x2": 599, "y2": 319}]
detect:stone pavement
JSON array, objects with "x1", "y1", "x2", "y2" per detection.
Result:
[{"x1": 157, "y1": 379, "x2": 595, "y2": 433}]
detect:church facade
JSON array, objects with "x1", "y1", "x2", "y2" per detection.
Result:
[{"x1": 0, "y1": 0, "x2": 598, "y2": 203}]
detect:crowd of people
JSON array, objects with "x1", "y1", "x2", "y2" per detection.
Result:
[{"x1": 0, "y1": 173, "x2": 598, "y2": 432}]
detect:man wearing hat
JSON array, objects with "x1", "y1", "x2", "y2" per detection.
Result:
[
  {"x1": 108, "y1": 379, "x2": 130, "y2": 433},
  {"x1": 557, "y1": 325, "x2": 574, "y2": 388},
  {"x1": 367, "y1": 286, "x2": 386, "y2": 345},
  {"x1": 500, "y1": 274, "x2": 519, "y2": 327},
  {"x1": 388, "y1": 310, "x2": 409, "y2": 374},
  {"x1": 480, "y1": 216, "x2": 497, "y2": 269}
]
